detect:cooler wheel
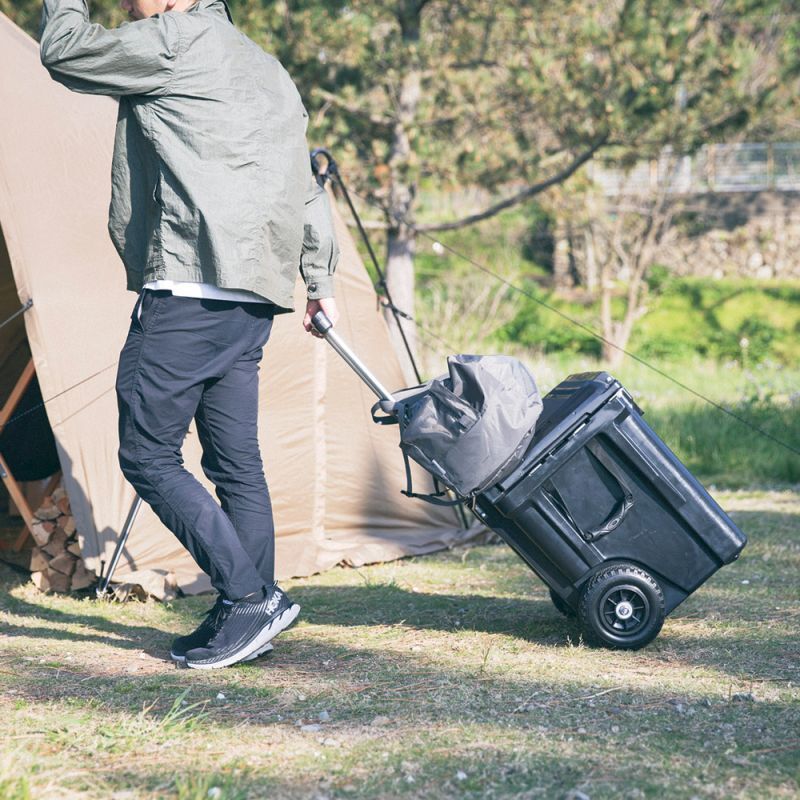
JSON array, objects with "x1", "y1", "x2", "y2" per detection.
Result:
[{"x1": 578, "y1": 563, "x2": 665, "y2": 650}]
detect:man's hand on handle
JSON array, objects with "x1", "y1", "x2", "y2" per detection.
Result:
[{"x1": 303, "y1": 298, "x2": 339, "y2": 338}]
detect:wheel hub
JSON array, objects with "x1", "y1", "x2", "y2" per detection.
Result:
[
  {"x1": 615, "y1": 601, "x2": 634, "y2": 620},
  {"x1": 598, "y1": 584, "x2": 650, "y2": 637}
]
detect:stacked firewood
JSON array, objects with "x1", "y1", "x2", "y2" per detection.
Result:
[{"x1": 29, "y1": 485, "x2": 95, "y2": 593}]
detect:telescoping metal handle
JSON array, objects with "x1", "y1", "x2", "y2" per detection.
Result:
[{"x1": 312, "y1": 311, "x2": 396, "y2": 408}]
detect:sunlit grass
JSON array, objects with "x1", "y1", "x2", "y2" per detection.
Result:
[{"x1": 0, "y1": 490, "x2": 797, "y2": 799}]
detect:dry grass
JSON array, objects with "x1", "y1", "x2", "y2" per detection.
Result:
[{"x1": 0, "y1": 490, "x2": 798, "y2": 799}]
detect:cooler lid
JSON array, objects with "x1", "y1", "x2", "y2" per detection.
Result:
[{"x1": 498, "y1": 371, "x2": 622, "y2": 489}]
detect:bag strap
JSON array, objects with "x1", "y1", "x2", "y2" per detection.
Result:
[
  {"x1": 400, "y1": 452, "x2": 466, "y2": 507},
  {"x1": 370, "y1": 400, "x2": 398, "y2": 425}
]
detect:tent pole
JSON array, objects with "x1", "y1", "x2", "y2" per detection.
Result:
[
  {"x1": 0, "y1": 359, "x2": 42, "y2": 549},
  {"x1": 96, "y1": 495, "x2": 143, "y2": 599}
]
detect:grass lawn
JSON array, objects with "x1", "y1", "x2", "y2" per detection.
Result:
[{"x1": 1, "y1": 490, "x2": 798, "y2": 799}]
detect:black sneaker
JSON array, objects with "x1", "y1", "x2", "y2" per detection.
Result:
[
  {"x1": 184, "y1": 584, "x2": 300, "y2": 670},
  {"x1": 170, "y1": 596, "x2": 274, "y2": 663}
]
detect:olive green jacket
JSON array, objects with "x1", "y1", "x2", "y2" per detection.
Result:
[{"x1": 40, "y1": 0, "x2": 338, "y2": 310}]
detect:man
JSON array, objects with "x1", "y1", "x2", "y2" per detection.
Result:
[{"x1": 40, "y1": 0, "x2": 339, "y2": 669}]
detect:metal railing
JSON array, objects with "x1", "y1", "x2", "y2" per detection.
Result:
[{"x1": 591, "y1": 142, "x2": 800, "y2": 195}]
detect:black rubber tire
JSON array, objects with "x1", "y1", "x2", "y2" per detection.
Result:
[
  {"x1": 578, "y1": 564, "x2": 665, "y2": 650},
  {"x1": 549, "y1": 588, "x2": 576, "y2": 618}
]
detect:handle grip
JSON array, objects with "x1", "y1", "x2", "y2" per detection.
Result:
[{"x1": 312, "y1": 310, "x2": 333, "y2": 336}]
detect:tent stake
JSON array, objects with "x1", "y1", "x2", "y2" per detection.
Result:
[{"x1": 96, "y1": 495, "x2": 143, "y2": 599}]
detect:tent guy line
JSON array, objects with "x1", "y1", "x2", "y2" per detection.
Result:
[
  {"x1": 1, "y1": 359, "x2": 117, "y2": 431},
  {"x1": 342, "y1": 183, "x2": 800, "y2": 461},
  {"x1": 313, "y1": 148, "x2": 424, "y2": 384},
  {"x1": 0, "y1": 298, "x2": 32, "y2": 331}
]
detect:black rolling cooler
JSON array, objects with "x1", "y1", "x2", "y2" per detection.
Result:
[
  {"x1": 473, "y1": 371, "x2": 747, "y2": 648},
  {"x1": 312, "y1": 313, "x2": 747, "y2": 650}
]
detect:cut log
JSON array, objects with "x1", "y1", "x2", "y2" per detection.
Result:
[
  {"x1": 30, "y1": 520, "x2": 55, "y2": 547},
  {"x1": 36, "y1": 504, "x2": 61, "y2": 521},
  {"x1": 62, "y1": 516, "x2": 76, "y2": 536},
  {"x1": 56, "y1": 496, "x2": 71, "y2": 516},
  {"x1": 50, "y1": 524, "x2": 67, "y2": 540},
  {"x1": 71, "y1": 561, "x2": 96, "y2": 590},
  {"x1": 48, "y1": 552, "x2": 77, "y2": 577},
  {"x1": 51, "y1": 486, "x2": 67, "y2": 505},
  {"x1": 31, "y1": 571, "x2": 51, "y2": 592},
  {"x1": 42, "y1": 529, "x2": 68, "y2": 556},
  {"x1": 42, "y1": 568, "x2": 70, "y2": 593},
  {"x1": 29, "y1": 547, "x2": 50, "y2": 572},
  {"x1": 66, "y1": 540, "x2": 82, "y2": 557}
]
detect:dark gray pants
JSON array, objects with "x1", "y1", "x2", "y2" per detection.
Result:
[{"x1": 115, "y1": 289, "x2": 276, "y2": 600}]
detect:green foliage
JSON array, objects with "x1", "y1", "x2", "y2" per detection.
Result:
[
  {"x1": 644, "y1": 263, "x2": 674, "y2": 295},
  {"x1": 631, "y1": 279, "x2": 800, "y2": 366},
  {"x1": 648, "y1": 396, "x2": 800, "y2": 487},
  {"x1": 494, "y1": 287, "x2": 601, "y2": 357},
  {"x1": 154, "y1": 688, "x2": 210, "y2": 735},
  {"x1": 256, "y1": 1, "x2": 789, "y2": 207},
  {"x1": 712, "y1": 317, "x2": 783, "y2": 366},
  {"x1": 0, "y1": 776, "x2": 31, "y2": 800},
  {"x1": 174, "y1": 769, "x2": 249, "y2": 800},
  {"x1": 412, "y1": 202, "x2": 800, "y2": 369}
]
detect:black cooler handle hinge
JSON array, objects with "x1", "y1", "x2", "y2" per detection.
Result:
[
  {"x1": 544, "y1": 441, "x2": 635, "y2": 544},
  {"x1": 581, "y1": 441, "x2": 635, "y2": 542}
]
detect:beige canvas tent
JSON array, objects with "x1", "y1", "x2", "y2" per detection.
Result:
[{"x1": 0, "y1": 13, "x2": 474, "y2": 594}]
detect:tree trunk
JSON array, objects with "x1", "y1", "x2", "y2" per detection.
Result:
[
  {"x1": 383, "y1": 7, "x2": 422, "y2": 379},
  {"x1": 385, "y1": 221, "x2": 419, "y2": 383},
  {"x1": 583, "y1": 227, "x2": 598, "y2": 293},
  {"x1": 553, "y1": 218, "x2": 573, "y2": 292},
  {"x1": 599, "y1": 260, "x2": 624, "y2": 369},
  {"x1": 600, "y1": 249, "x2": 650, "y2": 369}
]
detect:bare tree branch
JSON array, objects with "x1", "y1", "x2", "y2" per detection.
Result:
[
  {"x1": 313, "y1": 89, "x2": 394, "y2": 128},
  {"x1": 447, "y1": 59, "x2": 500, "y2": 71},
  {"x1": 345, "y1": 217, "x2": 389, "y2": 231},
  {"x1": 417, "y1": 135, "x2": 609, "y2": 232}
]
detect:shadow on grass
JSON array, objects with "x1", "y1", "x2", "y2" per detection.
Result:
[
  {"x1": 0, "y1": 581, "x2": 575, "y2": 660},
  {"x1": 0, "y1": 561, "x2": 186, "y2": 659},
  {"x1": 2, "y1": 489, "x2": 797, "y2": 797},
  {"x1": 2, "y1": 622, "x2": 798, "y2": 800},
  {"x1": 292, "y1": 582, "x2": 573, "y2": 641},
  {"x1": 1, "y1": 493, "x2": 796, "y2": 689},
  {"x1": 2, "y1": 575, "x2": 796, "y2": 684}
]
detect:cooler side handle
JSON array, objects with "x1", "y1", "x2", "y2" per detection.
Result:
[{"x1": 582, "y1": 442, "x2": 636, "y2": 541}]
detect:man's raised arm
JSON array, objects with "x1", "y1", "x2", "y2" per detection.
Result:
[{"x1": 40, "y1": 0, "x2": 180, "y2": 96}]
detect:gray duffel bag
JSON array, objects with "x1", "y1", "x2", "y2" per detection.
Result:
[{"x1": 372, "y1": 354, "x2": 543, "y2": 503}]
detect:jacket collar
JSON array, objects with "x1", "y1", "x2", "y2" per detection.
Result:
[{"x1": 189, "y1": 0, "x2": 233, "y2": 23}]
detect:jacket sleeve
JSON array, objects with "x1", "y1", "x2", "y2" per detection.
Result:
[
  {"x1": 40, "y1": 0, "x2": 181, "y2": 96},
  {"x1": 300, "y1": 174, "x2": 339, "y2": 300}
]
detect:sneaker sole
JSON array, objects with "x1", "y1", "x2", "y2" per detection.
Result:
[
  {"x1": 170, "y1": 641, "x2": 274, "y2": 664},
  {"x1": 185, "y1": 603, "x2": 300, "y2": 670}
]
